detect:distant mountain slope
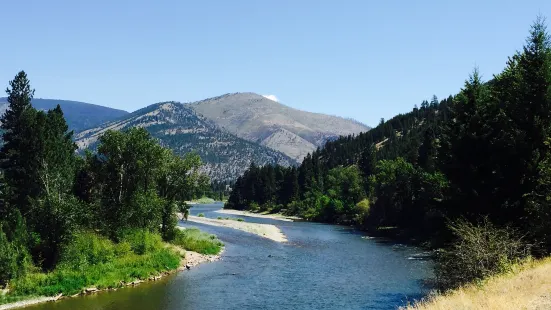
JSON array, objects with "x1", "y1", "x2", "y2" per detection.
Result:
[
  {"x1": 188, "y1": 92, "x2": 370, "y2": 161},
  {"x1": 0, "y1": 98, "x2": 129, "y2": 132},
  {"x1": 74, "y1": 101, "x2": 295, "y2": 181}
]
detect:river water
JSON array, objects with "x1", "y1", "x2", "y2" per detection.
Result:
[{"x1": 27, "y1": 204, "x2": 433, "y2": 310}]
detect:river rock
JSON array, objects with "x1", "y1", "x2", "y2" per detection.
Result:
[
  {"x1": 84, "y1": 287, "x2": 98, "y2": 294},
  {"x1": 129, "y1": 280, "x2": 144, "y2": 286}
]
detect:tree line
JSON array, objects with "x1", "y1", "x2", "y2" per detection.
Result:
[
  {"x1": 226, "y1": 17, "x2": 551, "y2": 288},
  {"x1": 0, "y1": 72, "x2": 209, "y2": 285}
]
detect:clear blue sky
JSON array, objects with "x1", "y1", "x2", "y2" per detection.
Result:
[{"x1": 1, "y1": 1, "x2": 550, "y2": 126}]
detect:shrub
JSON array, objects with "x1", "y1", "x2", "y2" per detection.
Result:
[
  {"x1": 197, "y1": 213, "x2": 205, "y2": 217},
  {"x1": 249, "y1": 202, "x2": 260, "y2": 212},
  {"x1": 172, "y1": 228, "x2": 223, "y2": 255},
  {"x1": 58, "y1": 232, "x2": 115, "y2": 270},
  {"x1": 354, "y1": 199, "x2": 371, "y2": 227},
  {"x1": 10, "y1": 230, "x2": 180, "y2": 297},
  {"x1": 0, "y1": 227, "x2": 32, "y2": 286},
  {"x1": 236, "y1": 218, "x2": 244, "y2": 222},
  {"x1": 10, "y1": 247, "x2": 180, "y2": 296},
  {"x1": 121, "y1": 230, "x2": 162, "y2": 255},
  {"x1": 217, "y1": 216, "x2": 223, "y2": 220},
  {"x1": 435, "y1": 218, "x2": 529, "y2": 290}
]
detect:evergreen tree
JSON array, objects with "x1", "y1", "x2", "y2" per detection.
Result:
[
  {"x1": 418, "y1": 126, "x2": 436, "y2": 172},
  {"x1": 0, "y1": 71, "x2": 35, "y2": 222}
]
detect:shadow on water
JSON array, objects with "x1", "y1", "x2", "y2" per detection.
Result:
[{"x1": 27, "y1": 204, "x2": 434, "y2": 310}]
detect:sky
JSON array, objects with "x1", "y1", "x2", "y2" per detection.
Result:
[{"x1": 1, "y1": 1, "x2": 550, "y2": 127}]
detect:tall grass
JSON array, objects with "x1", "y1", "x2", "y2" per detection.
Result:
[
  {"x1": 172, "y1": 228, "x2": 223, "y2": 255},
  {"x1": 402, "y1": 257, "x2": 551, "y2": 310},
  {"x1": 7, "y1": 231, "x2": 181, "y2": 298}
]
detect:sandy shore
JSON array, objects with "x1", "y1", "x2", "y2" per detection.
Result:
[
  {"x1": 215, "y1": 209, "x2": 300, "y2": 222},
  {"x1": 186, "y1": 215, "x2": 288, "y2": 242}
]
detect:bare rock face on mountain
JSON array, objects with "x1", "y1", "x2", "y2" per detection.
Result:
[
  {"x1": 74, "y1": 101, "x2": 295, "y2": 181},
  {"x1": 188, "y1": 93, "x2": 370, "y2": 161}
]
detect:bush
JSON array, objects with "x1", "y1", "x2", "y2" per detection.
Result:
[
  {"x1": 236, "y1": 218, "x2": 244, "y2": 222},
  {"x1": 354, "y1": 199, "x2": 371, "y2": 227},
  {"x1": 11, "y1": 247, "x2": 180, "y2": 296},
  {"x1": 435, "y1": 218, "x2": 529, "y2": 290},
  {"x1": 217, "y1": 216, "x2": 223, "y2": 220},
  {"x1": 195, "y1": 197, "x2": 215, "y2": 204},
  {"x1": 0, "y1": 227, "x2": 32, "y2": 286},
  {"x1": 172, "y1": 228, "x2": 223, "y2": 255},
  {"x1": 120, "y1": 230, "x2": 162, "y2": 255},
  {"x1": 197, "y1": 213, "x2": 205, "y2": 217},
  {"x1": 9, "y1": 230, "x2": 180, "y2": 297},
  {"x1": 58, "y1": 232, "x2": 115, "y2": 270},
  {"x1": 249, "y1": 202, "x2": 260, "y2": 212}
]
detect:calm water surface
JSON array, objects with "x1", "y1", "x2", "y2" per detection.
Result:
[{"x1": 28, "y1": 204, "x2": 433, "y2": 310}]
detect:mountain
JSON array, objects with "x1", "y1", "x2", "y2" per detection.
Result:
[
  {"x1": 0, "y1": 98, "x2": 129, "y2": 132},
  {"x1": 74, "y1": 101, "x2": 295, "y2": 181},
  {"x1": 188, "y1": 93, "x2": 370, "y2": 161}
]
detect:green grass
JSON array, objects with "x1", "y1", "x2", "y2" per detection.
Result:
[
  {"x1": 0, "y1": 294, "x2": 39, "y2": 305},
  {"x1": 193, "y1": 197, "x2": 215, "y2": 204},
  {"x1": 172, "y1": 228, "x2": 223, "y2": 255},
  {"x1": 198, "y1": 213, "x2": 205, "y2": 217},
  {"x1": 6, "y1": 231, "x2": 181, "y2": 298}
]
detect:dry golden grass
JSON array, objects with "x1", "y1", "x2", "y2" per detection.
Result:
[{"x1": 403, "y1": 257, "x2": 551, "y2": 310}]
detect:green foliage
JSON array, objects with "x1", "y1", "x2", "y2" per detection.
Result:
[
  {"x1": 120, "y1": 230, "x2": 163, "y2": 255},
  {"x1": 225, "y1": 18, "x2": 551, "y2": 259},
  {"x1": 435, "y1": 218, "x2": 529, "y2": 290},
  {"x1": 0, "y1": 71, "x2": 35, "y2": 221},
  {"x1": 10, "y1": 233, "x2": 180, "y2": 296},
  {"x1": 58, "y1": 232, "x2": 117, "y2": 270},
  {"x1": 0, "y1": 224, "x2": 32, "y2": 286},
  {"x1": 171, "y1": 228, "x2": 223, "y2": 255},
  {"x1": 30, "y1": 194, "x2": 81, "y2": 269},
  {"x1": 75, "y1": 129, "x2": 209, "y2": 240},
  {"x1": 198, "y1": 213, "x2": 205, "y2": 217},
  {"x1": 354, "y1": 199, "x2": 371, "y2": 227},
  {"x1": 0, "y1": 71, "x2": 218, "y2": 301}
]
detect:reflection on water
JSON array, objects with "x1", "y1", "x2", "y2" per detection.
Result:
[{"x1": 27, "y1": 204, "x2": 433, "y2": 310}]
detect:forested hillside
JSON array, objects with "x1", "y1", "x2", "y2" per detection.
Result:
[{"x1": 227, "y1": 18, "x2": 551, "y2": 289}]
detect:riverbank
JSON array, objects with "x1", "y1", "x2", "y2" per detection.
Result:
[
  {"x1": 0, "y1": 229, "x2": 224, "y2": 310},
  {"x1": 215, "y1": 209, "x2": 301, "y2": 222},
  {"x1": 0, "y1": 248, "x2": 222, "y2": 310},
  {"x1": 186, "y1": 215, "x2": 288, "y2": 242},
  {"x1": 403, "y1": 257, "x2": 551, "y2": 310},
  {"x1": 186, "y1": 197, "x2": 217, "y2": 204}
]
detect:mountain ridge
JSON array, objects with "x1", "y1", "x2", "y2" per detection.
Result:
[
  {"x1": 74, "y1": 101, "x2": 296, "y2": 181},
  {"x1": 187, "y1": 92, "x2": 370, "y2": 161},
  {"x1": 0, "y1": 97, "x2": 129, "y2": 132}
]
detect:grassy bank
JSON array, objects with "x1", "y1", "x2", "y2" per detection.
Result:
[
  {"x1": 172, "y1": 228, "x2": 224, "y2": 255},
  {"x1": 187, "y1": 197, "x2": 216, "y2": 204},
  {"x1": 0, "y1": 229, "x2": 223, "y2": 306},
  {"x1": 403, "y1": 257, "x2": 551, "y2": 310}
]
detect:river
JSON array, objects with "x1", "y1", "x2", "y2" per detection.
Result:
[{"x1": 26, "y1": 203, "x2": 433, "y2": 310}]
